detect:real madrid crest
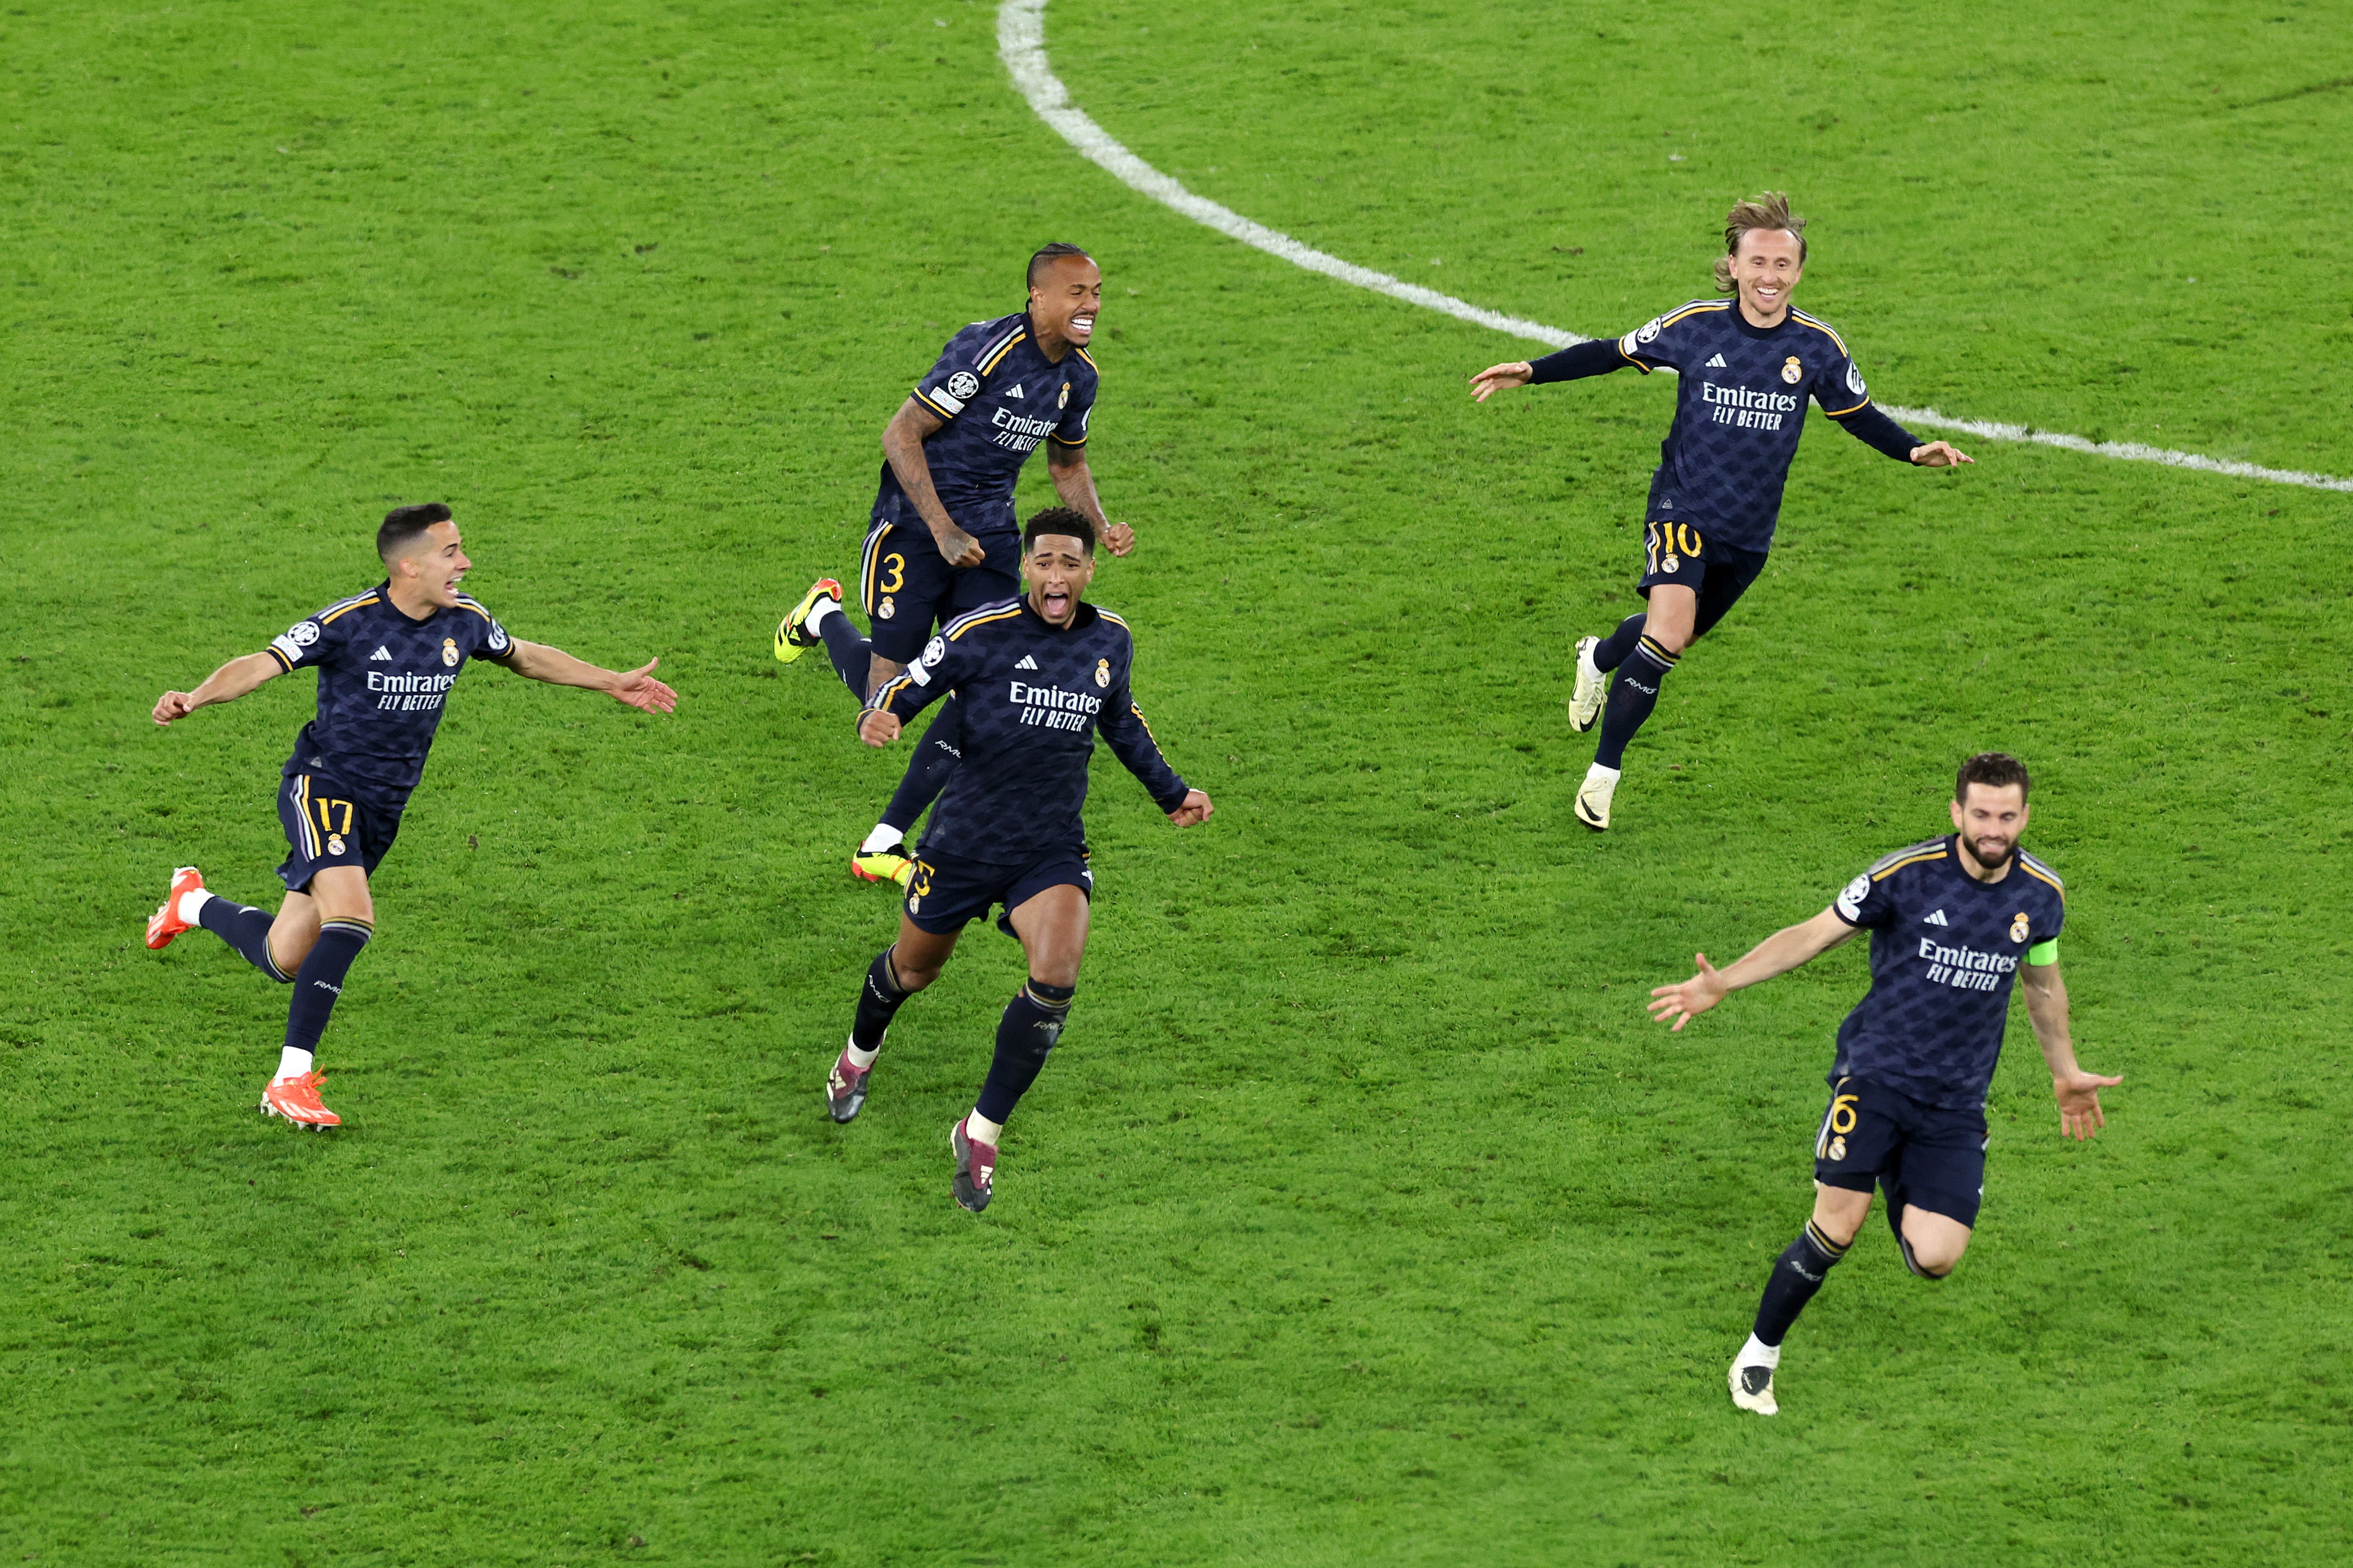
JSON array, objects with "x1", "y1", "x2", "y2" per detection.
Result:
[
  {"x1": 327, "y1": 833, "x2": 346, "y2": 856},
  {"x1": 1057, "y1": 381, "x2": 1070, "y2": 410},
  {"x1": 877, "y1": 596, "x2": 896, "y2": 620},
  {"x1": 1781, "y1": 356, "x2": 1804, "y2": 385},
  {"x1": 441, "y1": 637, "x2": 459, "y2": 667},
  {"x1": 1094, "y1": 658, "x2": 1110, "y2": 688},
  {"x1": 2010, "y1": 912, "x2": 2031, "y2": 943},
  {"x1": 1827, "y1": 1135, "x2": 1847, "y2": 1162}
]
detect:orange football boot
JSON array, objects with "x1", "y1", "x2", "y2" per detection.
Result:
[
  {"x1": 261, "y1": 1071, "x2": 342, "y2": 1129},
  {"x1": 146, "y1": 866, "x2": 208, "y2": 949}
]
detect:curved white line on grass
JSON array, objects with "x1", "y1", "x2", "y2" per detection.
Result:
[{"x1": 996, "y1": 0, "x2": 2353, "y2": 495}]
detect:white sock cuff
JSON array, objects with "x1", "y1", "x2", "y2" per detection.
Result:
[
  {"x1": 274, "y1": 1045, "x2": 314, "y2": 1083},
  {"x1": 1586, "y1": 762, "x2": 1622, "y2": 783},
  {"x1": 1741, "y1": 1332, "x2": 1782, "y2": 1369},
  {"x1": 859, "y1": 823, "x2": 905, "y2": 854},
  {"x1": 178, "y1": 888, "x2": 214, "y2": 925},
  {"x1": 803, "y1": 595, "x2": 838, "y2": 631},
  {"x1": 966, "y1": 1110, "x2": 1004, "y2": 1146},
  {"x1": 844, "y1": 1035, "x2": 880, "y2": 1071}
]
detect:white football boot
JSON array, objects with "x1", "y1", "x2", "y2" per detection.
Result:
[
  {"x1": 1573, "y1": 763, "x2": 1620, "y2": 832},
  {"x1": 1729, "y1": 1340, "x2": 1780, "y2": 1416},
  {"x1": 1566, "y1": 635, "x2": 1605, "y2": 733}
]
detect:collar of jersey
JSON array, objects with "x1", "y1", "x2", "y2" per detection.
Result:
[
  {"x1": 1727, "y1": 305, "x2": 1794, "y2": 340},
  {"x1": 1018, "y1": 594, "x2": 1098, "y2": 633},
  {"x1": 372, "y1": 579, "x2": 450, "y2": 626}
]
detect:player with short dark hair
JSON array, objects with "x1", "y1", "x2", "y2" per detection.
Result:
[
  {"x1": 145, "y1": 506, "x2": 678, "y2": 1127},
  {"x1": 1469, "y1": 192, "x2": 1974, "y2": 832},
  {"x1": 1644, "y1": 753, "x2": 2120, "y2": 1415},
  {"x1": 773, "y1": 243, "x2": 1135, "y2": 889},
  {"x1": 822, "y1": 507, "x2": 1212, "y2": 1213}
]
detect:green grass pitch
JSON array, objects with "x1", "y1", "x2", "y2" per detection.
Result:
[{"x1": 3, "y1": 0, "x2": 2349, "y2": 1561}]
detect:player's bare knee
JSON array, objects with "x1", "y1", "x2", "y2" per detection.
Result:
[{"x1": 1809, "y1": 1183, "x2": 1870, "y2": 1247}]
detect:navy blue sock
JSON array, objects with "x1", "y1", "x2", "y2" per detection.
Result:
[
  {"x1": 818, "y1": 611, "x2": 870, "y2": 699},
  {"x1": 974, "y1": 979, "x2": 1075, "y2": 1125},
  {"x1": 1593, "y1": 635, "x2": 1678, "y2": 769},
  {"x1": 880, "y1": 695, "x2": 963, "y2": 835},
  {"x1": 851, "y1": 947, "x2": 911, "y2": 1052},
  {"x1": 197, "y1": 896, "x2": 291, "y2": 982},
  {"x1": 284, "y1": 918, "x2": 372, "y2": 1063},
  {"x1": 1591, "y1": 612, "x2": 1647, "y2": 673},
  {"x1": 1751, "y1": 1220, "x2": 1850, "y2": 1347}
]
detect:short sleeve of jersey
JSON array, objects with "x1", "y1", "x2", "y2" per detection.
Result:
[
  {"x1": 910, "y1": 324, "x2": 991, "y2": 423},
  {"x1": 266, "y1": 600, "x2": 355, "y2": 672},
  {"x1": 1618, "y1": 303, "x2": 1708, "y2": 372},
  {"x1": 1052, "y1": 363, "x2": 1095, "y2": 446},
  {"x1": 1832, "y1": 864, "x2": 1895, "y2": 929}
]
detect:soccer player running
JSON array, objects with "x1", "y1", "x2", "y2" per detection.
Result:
[
  {"x1": 822, "y1": 507, "x2": 1211, "y2": 1213},
  {"x1": 773, "y1": 242, "x2": 1135, "y2": 889},
  {"x1": 1469, "y1": 193, "x2": 1973, "y2": 832},
  {"x1": 1645, "y1": 754, "x2": 2121, "y2": 1416},
  {"x1": 145, "y1": 504, "x2": 678, "y2": 1127}
]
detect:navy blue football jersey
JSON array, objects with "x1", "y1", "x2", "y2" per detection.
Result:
[
  {"x1": 1828, "y1": 836, "x2": 2067, "y2": 1110},
  {"x1": 871, "y1": 311, "x2": 1097, "y2": 541},
  {"x1": 1615, "y1": 299, "x2": 1880, "y2": 551},
  {"x1": 866, "y1": 597, "x2": 1187, "y2": 865},
  {"x1": 265, "y1": 585, "x2": 516, "y2": 808}
]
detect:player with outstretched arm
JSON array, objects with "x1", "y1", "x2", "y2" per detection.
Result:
[
  {"x1": 822, "y1": 506, "x2": 1211, "y2": 1213},
  {"x1": 1469, "y1": 192, "x2": 1973, "y2": 832},
  {"x1": 773, "y1": 242, "x2": 1135, "y2": 890},
  {"x1": 1645, "y1": 753, "x2": 2120, "y2": 1416},
  {"x1": 145, "y1": 504, "x2": 678, "y2": 1127}
]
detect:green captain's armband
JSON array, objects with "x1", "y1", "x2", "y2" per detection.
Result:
[{"x1": 2026, "y1": 939, "x2": 2059, "y2": 966}]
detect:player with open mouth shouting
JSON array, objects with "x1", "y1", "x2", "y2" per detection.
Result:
[
  {"x1": 820, "y1": 507, "x2": 1211, "y2": 1213},
  {"x1": 145, "y1": 504, "x2": 677, "y2": 1128},
  {"x1": 1470, "y1": 192, "x2": 1973, "y2": 832}
]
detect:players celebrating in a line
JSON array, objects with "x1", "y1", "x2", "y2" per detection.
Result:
[
  {"x1": 1645, "y1": 754, "x2": 2120, "y2": 1416},
  {"x1": 775, "y1": 242, "x2": 1135, "y2": 889},
  {"x1": 1470, "y1": 193, "x2": 1973, "y2": 832},
  {"x1": 145, "y1": 504, "x2": 678, "y2": 1127},
  {"x1": 822, "y1": 507, "x2": 1211, "y2": 1213}
]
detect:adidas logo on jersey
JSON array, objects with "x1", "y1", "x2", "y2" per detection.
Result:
[
  {"x1": 1923, "y1": 909, "x2": 1949, "y2": 926},
  {"x1": 1005, "y1": 384, "x2": 1025, "y2": 398},
  {"x1": 1706, "y1": 353, "x2": 1728, "y2": 368},
  {"x1": 1015, "y1": 654, "x2": 1039, "y2": 670},
  {"x1": 370, "y1": 646, "x2": 392, "y2": 661}
]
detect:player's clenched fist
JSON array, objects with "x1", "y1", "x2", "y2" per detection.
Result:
[
  {"x1": 153, "y1": 691, "x2": 198, "y2": 725},
  {"x1": 858, "y1": 709, "x2": 903, "y2": 747},
  {"x1": 1167, "y1": 789, "x2": 1214, "y2": 828}
]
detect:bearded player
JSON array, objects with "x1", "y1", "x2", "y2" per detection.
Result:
[
  {"x1": 145, "y1": 504, "x2": 678, "y2": 1127},
  {"x1": 1470, "y1": 193, "x2": 1973, "y2": 832},
  {"x1": 1646, "y1": 753, "x2": 2121, "y2": 1416},
  {"x1": 773, "y1": 243, "x2": 1135, "y2": 889}
]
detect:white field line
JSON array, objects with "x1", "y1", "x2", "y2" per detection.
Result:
[{"x1": 996, "y1": 0, "x2": 2353, "y2": 495}]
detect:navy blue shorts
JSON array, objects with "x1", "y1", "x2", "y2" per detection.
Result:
[
  {"x1": 903, "y1": 845, "x2": 1092, "y2": 938},
  {"x1": 1634, "y1": 521, "x2": 1770, "y2": 641},
  {"x1": 276, "y1": 767, "x2": 402, "y2": 892},
  {"x1": 1813, "y1": 1075, "x2": 1989, "y2": 1229},
  {"x1": 859, "y1": 521, "x2": 1021, "y2": 665}
]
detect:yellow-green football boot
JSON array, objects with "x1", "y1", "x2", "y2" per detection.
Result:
[{"x1": 775, "y1": 577, "x2": 844, "y2": 663}]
